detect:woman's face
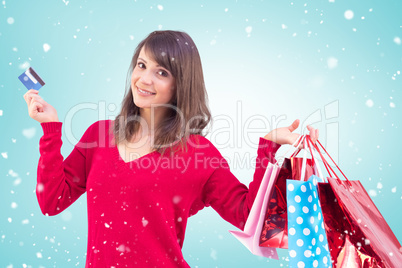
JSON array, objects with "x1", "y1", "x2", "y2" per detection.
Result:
[{"x1": 131, "y1": 47, "x2": 176, "y2": 110}]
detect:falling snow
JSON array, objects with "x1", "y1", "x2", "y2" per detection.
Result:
[
  {"x1": 344, "y1": 10, "x2": 354, "y2": 20},
  {"x1": 245, "y1": 26, "x2": 252, "y2": 36},
  {"x1": 61, "y1": 210, "x2": 73, "y2": 221},
  {"x1": 142, "y1": 217, "x2": 149, "y2": 227},
  {"x1": 6, "y1": 17, "x2": 14, "y2": 24},
  {"x1": 8, "y1": 169, "x2": 18, "y2": 177},
  {"x1": 19, "y1": 61, "x2": 30, "y2": 70},
  {"x1": 43, "y1": 43, "x2": 51, "y2": 52},
  {"x1": 2, "y1": 2, "x2": 402, "y2": 267},
  {"x1": 173, "y1": 195, "x2": 182, "y2": 204},
  {"x1": 37, "y1": 183, "x2": 44, "y2": 192},
  {"x1": 327, "y1": 57, "x2": 338, "y2": 69},
  {"x1": 210, "y1": 248, "x2": 217, "y2": 260},
  {"x1": 22, "y1": 127, "x2": 36, "y2": 139}
]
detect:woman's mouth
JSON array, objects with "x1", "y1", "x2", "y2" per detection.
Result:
[{"x1": 137, "y1": 87, "x2": 156, "y2": 96}]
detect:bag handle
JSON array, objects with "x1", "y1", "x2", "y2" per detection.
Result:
[
  {"x1": 306, "y1": 136, "x2": 338, "y2": 179},
  {"x1": 290, "y1": 134, "x2": 306, "y2": 157},
  {"x1": 304, "y1": 135, "x2": 325, "y2": 182},
  {"x1": 306, "y1": 136, "x2": 351, "y2": 186},
  {"x1": 300, "y1": 137, "x2": 309, "y2": 181},
  {"x1": 298, "y1": 135, "x2": 325, "y2": 181},
  {"x1": 277, "y1": 134, "x2": 306, "y2": 165}
]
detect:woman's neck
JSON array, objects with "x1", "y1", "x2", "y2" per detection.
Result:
[{"x1": 138, "y1": 107, "x2": 168, "y2": 136}]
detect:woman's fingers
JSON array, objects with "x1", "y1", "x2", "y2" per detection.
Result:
[
  {"x1": 28, "y1": 91, "x2": 48, "y2": 117},
  {"x1": 33, "y1": 101, "x2": 44, "y2": 114},
  {"x1": 25, "y1": 92, "x2": 47, "y2": 108},
  {"x1": 24, "y1": 90, "x2": 39, "y2": 105},
  {"x1": 29, "y1": 100, "x2": 43, "y2": 118},
  {"x1": 306, "y1": 125, "x2": 320, "y2": 144},
  {"x1": 24, "y1": 90, "x2": 59, "y2": 123}
]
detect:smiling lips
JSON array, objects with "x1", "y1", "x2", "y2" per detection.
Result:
[{"x1": 137, "y1": 87, "x2": 156, "y2": 95}]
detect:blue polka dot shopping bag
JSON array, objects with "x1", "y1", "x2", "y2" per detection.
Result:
[{"x1": 287, "y1": 175, "x2": 332, "y2": 268}]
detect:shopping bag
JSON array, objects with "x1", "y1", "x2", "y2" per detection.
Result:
[
  {"x1": 311, "y1": 138, "x2": 402, "y2": 267},
  {"x1": 286, "y1": 136, "x2": 332, "y2": 267},
  {"x1": 287, "y1": 175, "x2": 332, "y2": 268},
  {"x1": 259, "y1": 136, "x2": 320, "y2": 249},
  {"x1": 229, "y1": 162, "x2": 279, "y2": 259},
  {"x1": 318, "y1": 182, "x2": 382, "y2": 267}
]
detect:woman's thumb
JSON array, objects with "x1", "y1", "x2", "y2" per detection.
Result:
[{"x1": 288, "y1": 119, "x2": 300, "y2": 132}]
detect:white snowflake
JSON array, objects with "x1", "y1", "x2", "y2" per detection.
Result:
[
  {"x1": 377, "y1": 182, "x2": 383, "y2": 189},
  {"x1": 365, "y1": 99, "x2": 374, "y2": 108},
  {"x1": 327, "y1": 57, "x2": 338, "y2": 69},
  {"x1": 142, "y1": 217, "x2": 149, "y2": 227},
  {"x1": 22, "y1": 127, "x2": 36, "y2": 139},
  {"x1": 344, "y1": 10, "x2": 354, "y2": 20},
  {"x1": 43, "y1": 43, "x2": 51, "y2": 52}
]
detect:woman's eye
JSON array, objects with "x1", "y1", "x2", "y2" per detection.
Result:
[
  {"x1": 158, "y1": 70, "x2": 169, "y2": 77},
  {"x1": 137, "y1": 62, "x2": 145, "y2": 69}
]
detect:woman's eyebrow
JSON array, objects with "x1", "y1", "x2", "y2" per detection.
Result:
[
  {"x1": 138, "y1": 57, "x2": 147, "y2": 63},
  {"x1": 138, "y1": 57, "x2": 166, "y2": 69}
]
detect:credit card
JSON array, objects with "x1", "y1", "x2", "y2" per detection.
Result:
[{"x1": 18, "y1": 67, "x2": 45, "y2": 90}]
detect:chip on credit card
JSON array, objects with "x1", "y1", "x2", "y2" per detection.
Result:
[{"x1": 18, "y1": 67, "x2": 45, "y2": 90}]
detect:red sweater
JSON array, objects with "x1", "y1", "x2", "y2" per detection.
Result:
[{"x1": 37, "y1": 120, "x2": 280, "y2": 267}]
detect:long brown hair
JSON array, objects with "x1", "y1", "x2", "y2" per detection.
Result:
[{"x1": 113, "y1": 30, "x2": 212, "y2": 156}]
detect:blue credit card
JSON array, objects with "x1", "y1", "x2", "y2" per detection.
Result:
[{"x1": 18, "y1": 67, "x2": 45, "y2": 90}]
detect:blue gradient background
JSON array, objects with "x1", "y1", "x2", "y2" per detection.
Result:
[{"x1": 1, "y1": 0, "x2": 401, "y2": 267}]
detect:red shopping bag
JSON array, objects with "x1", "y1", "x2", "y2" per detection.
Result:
[
  {"x1": 312, "y1": 138, "x2": 402, "y2": 267},
  {"x1": 259, "y1": 140, "x2": 319, "y2": 249}
]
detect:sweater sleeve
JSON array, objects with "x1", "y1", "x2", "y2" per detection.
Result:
[
  {"x1": 201, "y1": 137, "x2": 281, "y2": 230},
  {"x1": 36, "y1": 122, "x2": 90, "y2": 216}
]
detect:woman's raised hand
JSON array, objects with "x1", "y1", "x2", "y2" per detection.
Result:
[
  {"x1": 23, "y1": 89, "x2": 59, "y2": 123},
  {"x1": 263, "y1": 119, "x2": 319, "y2": 146}
]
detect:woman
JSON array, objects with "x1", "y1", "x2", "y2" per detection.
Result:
[{"x1": 24, "y1": 30, "x2": 319, "y2": 267}]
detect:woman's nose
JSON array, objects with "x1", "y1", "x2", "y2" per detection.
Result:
[{"x1": 139, "y1": 70, "x2": 153, "y2": 85}]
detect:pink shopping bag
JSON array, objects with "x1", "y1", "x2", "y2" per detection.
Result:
[{"x1": 229, "y1": 162, "x2": 279, "y2": 259}]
